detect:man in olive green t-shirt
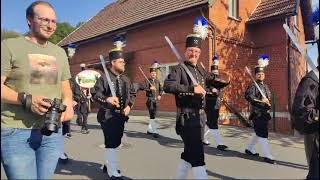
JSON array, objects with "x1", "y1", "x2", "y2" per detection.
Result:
[{"x1": 1, "y1": 1, "x2": 73, "y2": 179}]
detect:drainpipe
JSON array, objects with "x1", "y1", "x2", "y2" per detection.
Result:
[
  {"x1": 200, "y1": 8, "x2": 217, "y2": 69},
  {"x1": 285, "y1": 18, "x2": 294, "y2": 135}
]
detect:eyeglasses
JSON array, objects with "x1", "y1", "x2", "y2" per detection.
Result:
[
  {"x1": 117, "y1": 61, "x2": 126, "y2": 64},
  {"x1": 34, "y1": 15, "x2": 57, "y2": 26},
  {"x1": 187, "y1": 48, "x2": 201, "y2": 54}
]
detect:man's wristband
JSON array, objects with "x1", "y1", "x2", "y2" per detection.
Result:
[
  {"x1": 25, "y1": 94, "x2": 32, "y2": 110},
  {"x1": 18, "y1": 92, "x2": 32, "y2": 110},
  {"x1": 17, "y1": 92, "x2": 26, "y2": 107}
]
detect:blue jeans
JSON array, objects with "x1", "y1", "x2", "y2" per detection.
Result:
[{"x1": 1, "y1": 128, "x2": 63, "y2": 179}]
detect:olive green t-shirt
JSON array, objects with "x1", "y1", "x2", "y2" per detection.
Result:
[{"x1": 1, "y1": 36, "x2": 71, "y2": 129}]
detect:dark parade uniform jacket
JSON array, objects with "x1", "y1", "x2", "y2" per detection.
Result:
[
  {"x1": 92, "y1": 70, "x2": 137, "y2": 123},
  {"x1": 74, "y1": 89, "x2": 90, "y2": 114},
  {"x1": 205, "y1": 73, "x2": 221, "y2": 110},
  {"x1": 292, "y1": 70, "x2": 319, "y2": 179},
  {"x1": 70, "y1": 77, "x2": 81, "y2": 110},
  {"x1": 139, "y1": 78, "x2": 163, "y2": 109},
  {"x1": 292, "y1": 70, "x2": 319, "y2": 135},
  {"x1": 245, "y1": 81, "x2": 272, "y2": 121},
  {"x1": 205, "y1": 73, "x2": 223, "y2": 127},
  {"x1": 164, "y1": 61, "x2": 208, "y2": 134}
]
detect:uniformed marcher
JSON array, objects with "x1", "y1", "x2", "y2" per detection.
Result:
[
  {"x1": 164, "y1": 17, "x2": 209, "y2": 179},
  {"x1": 74, "y1": 87, "x2": 91, "y2": 134},
  {"x1": 204, "y1": 55, "x2": 229, "y2": 151},
  {"x1": 93, "y1": 41, "x2": 136, "y2": 179},
  {"x1": 139, "y1": 61, "x2": 163, "y2": 138},
  {"x1": 292, "y1": 8, "x2": 319, "y2": 179},
  {"x1": 244, "y1": 55, "x2": 275, "y2": 164}
]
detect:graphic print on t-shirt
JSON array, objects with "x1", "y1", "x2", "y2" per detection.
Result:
[{"x1": 28, "y1": 54, "x2": 58, "y2": 84}]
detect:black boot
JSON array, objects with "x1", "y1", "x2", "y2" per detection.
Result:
[
  {"x1": 264, "y1": 157, "x2": 275, "y2": 164},
  {"x1": 202, "y1": 140, "x2": 210, "y2": 146},
  {"x1": 217, "y1": 145, "x2": 228, "y2": 151},
  {"x1": 245, "y1": 149, "x2": 259, "y2": 156},
  {"x1": 153, "y1": 133, "x2": 160, "y2": 138},
  {"x1": 59, "y1": 153, "x2": 69, "y2": 164},
  {"x1": 110, "y1": 176, "x2": 124, "y2": 180}
]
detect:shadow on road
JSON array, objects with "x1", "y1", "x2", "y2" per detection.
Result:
[
  {"x1": 204, "y1": 146, "x2": 308, "y2": 170},
  {"x1": 124, "y1": 130, "x2": 183, "y2": 148},
  {"x1": 55, "y1": 159, "x2": 132, "y2": 180},
  {"x1": 55, "y1": 159, "x2": 105, "y2": 179},
  {"x1": 206, "y1": 169, "x2": 237, "y2": 180},
  {"x1": 222, "y1": 126, "x2": 304, "y2": 148}
]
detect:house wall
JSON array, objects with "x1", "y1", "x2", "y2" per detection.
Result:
[
  {"x1": 207, "y1": 0, "x2": 306, "y2": 133},
  {"x1": 69, "y1": 10, "x2": 209, "y2": 113},
  {"x1": 69, "y1": 1, "x2": 307, "y2": 134}
]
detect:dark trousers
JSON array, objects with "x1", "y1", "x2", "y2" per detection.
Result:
[
  {"x1": 79, "y1": 113, "x2": 89, "y2": 130},
  {"x1": 206, "y1": 108, "x2": 219, "y2": 129},
  {"x1": 74, "y1": 104, "x2": 81, "y2": 119},
  {"x1": 305, "y1": 133, "x2": 319, "y2": 179},
  {"x1": 100, "y1": 114, "x2": 126, "y2": 148},
  {"x1": 178, "y1": 111, "x2": 205, "y2": 167},
  {"x1": 147, "y1": 99, "x2": 157, "y2": 119},
  {"x1": 250, "y1": 112, "x2": 271, "y2": 138},
  {"x1": 62, "y1": 121, "x2": 71, "y2": 135}
]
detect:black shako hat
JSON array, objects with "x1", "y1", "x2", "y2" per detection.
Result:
[
  {"x1": 109, "y1": 41, "x2": 125, "y2": 61},
  {"x1": 254, "y1": 66, "x2": 265, "y2": 74},
  {"x1": 186, "y1": 34, "x2": 202, "y2": 48},
  {"x1": 254, "y1": 54, "x2": 269, "y2": 74},
  {"x1": 150, "y1": 61, "x2": 160, "y2": 72}
]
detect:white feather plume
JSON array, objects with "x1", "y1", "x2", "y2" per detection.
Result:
[
  {"x1": 193, "y1": 21, "x2": 208, "y2": 40},
  {"x1": 114, "y1": 40, "x2": 125, "y2": 49},
  {"x1": 258, "y1": 57, "x2": 269, "y2": 67}
]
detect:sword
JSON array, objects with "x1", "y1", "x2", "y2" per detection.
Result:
[
  {"x1": 283, "y1": 24, "x2": 319, "y2": 79},
  {"x1": 138, "y1": 65, "x2": 153, "y2": 87},
  {"x1": 99, "y1": 55, "x2": 116, "y2": 97},
  {"x1": 200, "y1": 62, "x2": 206, "y2": 70},
  {"x1": 138, "y1": 65, "x2": 158, "y2": 101},
  {"x1": 245, "y1": 66, "x2": 267, "y2": 99},
  {"x1": 164, "y1": 36, "x2": 198, "y2": 86}
]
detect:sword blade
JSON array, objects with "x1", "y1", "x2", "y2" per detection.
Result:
[
  {"x1": 99, "y1": 55, "x2": 116, "y2": 97},
  {"x1": 245, "y1": 66, "x2": 267, "y2": 99},
  {"x1": 164, "y1": 36, "x2": 183, "y2": 61},
  {"x1": 164, "y1": 36, "x2": 198, "y2": 85},
  {"x1": 138, "y1": 66, "x2": 153, "y2": 86}
]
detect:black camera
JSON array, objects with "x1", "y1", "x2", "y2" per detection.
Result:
[{"x1": 41, "y1": 98, "x2": 66, "y2": 136}]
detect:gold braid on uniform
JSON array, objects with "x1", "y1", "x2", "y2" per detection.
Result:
[{"x1": 98, "y1": 97, "x2": 107, "y2": 103}]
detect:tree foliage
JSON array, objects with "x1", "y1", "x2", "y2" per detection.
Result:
[
  {"x1": 2, "y1": 21, "x2": 84, "y2": 44},
  {"x1": 49, "y1": 22, "x2": 76, "y2": 44},
  {"x1": 1, "y1": 29, "x2": 21, "y2": 41}
]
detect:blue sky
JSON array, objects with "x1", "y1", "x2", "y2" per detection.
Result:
[
  {"x1": 1, "y1": 0, "x2": 318, "y2": 66},
  {"x1": 1, "y1": 0, "x2": 114, "y2": 33}
]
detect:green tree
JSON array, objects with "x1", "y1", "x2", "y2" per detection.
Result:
[
  {"x1": 49, "y1": 22, "x2": 75, "y2": 44},
  {"x1": 1, "y1": 29, "x2": 21, "y2": 41}
]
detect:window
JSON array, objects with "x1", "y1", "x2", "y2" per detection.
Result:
[
  {"x1": 228, "y1": 0, "x2": 239, "y2": 19},
  {"x1": 158, "y1": 63, "x2": 178, "y2": 84}
]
